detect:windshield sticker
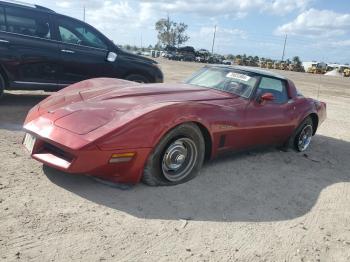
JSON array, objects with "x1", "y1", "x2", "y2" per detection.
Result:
[{"x1": 226, "y1": 72, "x2": 251, "y2": 82}]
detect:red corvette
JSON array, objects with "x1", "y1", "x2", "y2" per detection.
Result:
[{"x1": 23, "y1": 66, "x2": 326, "y2": 186}]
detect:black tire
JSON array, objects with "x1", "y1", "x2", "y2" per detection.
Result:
[
  {"x1": 0, "y1": 73, "x2": 5, "y2": 98},
  {"x1": 142, "y1": 123, "x2": 205, "y2": 186},
  {"x1": 288, "y1": 116, "x2": 314, "y2": 152},
  {"x1": 125, "y1": 74, "x2": 150, "y2": 83}
]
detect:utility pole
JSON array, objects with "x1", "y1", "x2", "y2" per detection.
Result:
[
  {"x1": 211, "y1": 25, "x2": 217, "y2": 54},
  {"x1": 281, "y1": 34, "x2": 287, "y2": 61},
  {"x1": 83, "y1": 5, "x2": 85, "y2": 22}
]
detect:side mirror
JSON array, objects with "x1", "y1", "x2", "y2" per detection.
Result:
[
  {"x1": 259, "y1": 92, "x2": 274, "y2": 103},
  {"x1": 107, "y1": 52, "x2": 117, "y2": 62}
]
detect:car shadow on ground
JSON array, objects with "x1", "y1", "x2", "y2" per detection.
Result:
[
  {"x1": 44, "y1": 135, "x2": 350, "y2": 222},
  {"x1": 0, "y1": 92, "x2": 49, "y2": 131}
]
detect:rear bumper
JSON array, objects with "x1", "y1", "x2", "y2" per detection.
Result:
[{"x1": 25, "y1": 131, "x2": 152, "y2": 184}]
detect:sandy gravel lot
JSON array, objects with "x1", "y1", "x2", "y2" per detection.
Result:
[{"x1": 1, "y1": 59, "x2": 350, "y2": 261}]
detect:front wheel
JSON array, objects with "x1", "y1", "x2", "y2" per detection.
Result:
[{"x1": 142, "y1": 123, "x2": 205, "y2": 186}]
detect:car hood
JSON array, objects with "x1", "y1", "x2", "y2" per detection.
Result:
[
  {"x1": 37, "y1": 78, "x2": 233, "y2": 115},
  {"x1": 24, "y1": 78, "x2": 237, "y2": 147}
]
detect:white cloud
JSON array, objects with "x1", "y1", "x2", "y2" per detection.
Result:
[
  {"x1": 198, "y1": 26, "x2": 247, "y2": 39},
  {"x1": 188, "y1": 26, "x2": 247, "y2": 52},
  {"x1": 263, "y1": 0, "x2": 310, "y2": 14},
  {"x1": 331, "y1": 40, "x2": 350, "y2": 47},
  {"x1": 142, "y1": 0, "x2": 311, "y2": 16},
  {"x1": 56, "y1": 1, "x2": 72, "y2": 8},
  {"x1": 275, "y1": 9, "x2": 350, "y2": 37},
  {"x1": 86, "y1": 2, "x2": 141, "y2": 30}
]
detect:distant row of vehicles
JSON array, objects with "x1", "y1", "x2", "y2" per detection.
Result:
[
  {"x1": 162, "y1": 47, "x2": 226, "y2": 64},
  {"x1": 161, "y1": 46, "x2": 350, "y2": 77},
  {"x1": 160, "y1": 46, "x2": 306, "y2": 72},
  {"x1": 304, "y1": 62, "x2": 350, "y2": 77},
  {"x1": 258, "y1": 60, "x2": 304, "y2": 72}
]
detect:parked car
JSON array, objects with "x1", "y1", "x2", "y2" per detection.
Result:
[
  {"x1": 23, "y1": 65, "x2": 326, "y2": 186},
  {"x1": 0, "y1": 0, "x2": 163, "y2": 97}
]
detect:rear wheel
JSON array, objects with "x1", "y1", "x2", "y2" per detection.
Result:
[
  {"x1": 125, "y1": 74, "x2": 150, "y2": 83},
  {"x1": 291, "y1": 117, "x2": 314, "y2": 152},
  {"x1": 142, "y1": 123, "x2": 205, "y2": 186}
]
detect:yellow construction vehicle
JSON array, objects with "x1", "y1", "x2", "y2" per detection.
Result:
[
  {"x1": 344, "y1": 68, "x2": 350, "y2": 77},
  {"x1": 307, "y1": 64, "x2": 316, "y2": 73},
  {"x1": 259, "y1": 61, "x2": 267, "y2": 68},
  {"x1": 235, "y1": 58, "x2": 243, "y2": 65},
  {"x1": 308, "y1": 63, "x2": 327, "y2": 74},
  {"x1": 289, "y1": 63, "x2": 304, "y2": 72},
  {"x1": 266, "y1": 61, "x2": 273, "y2": 69},
  {"x1": 273, "y1": 62, "x2": 280, "y2": 69},
  {"x1": 279, "y1": 62, "x2": 285, "y2": 70}
]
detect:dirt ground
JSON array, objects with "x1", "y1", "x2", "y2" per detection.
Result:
[{"x1": 1, "y1": 59, "x2": 350, "y2": 262}]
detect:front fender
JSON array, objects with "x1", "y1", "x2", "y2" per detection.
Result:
[{"x1": 96, "y1": 102, "x2": 214, "y2": 151}]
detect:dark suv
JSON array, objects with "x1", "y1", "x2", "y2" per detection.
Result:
[{"x1": 0, "y1": 1, "x2": 163, "y2": 96}]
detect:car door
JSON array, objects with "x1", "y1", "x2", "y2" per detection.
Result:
[
  {"x1": 243, "y1": 77, "x2": 296, "y2": 147},
  {"x1": 54, "y1": 16, "x2": 115, "y2": 85},
  {"x1": 0, "y1": 5, "x2": 59, "y2": 90}
]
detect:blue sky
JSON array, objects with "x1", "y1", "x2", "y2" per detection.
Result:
[{"x1": 34, "y1": 0, "x2": 350, "y2": 63}]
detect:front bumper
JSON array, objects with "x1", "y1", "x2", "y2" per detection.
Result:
[{"x1": 24, "y1": 131, "x2": 152, "y2": 184}]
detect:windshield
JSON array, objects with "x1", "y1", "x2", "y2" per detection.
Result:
[{"x1": 186, "y1": 67, "x2": 258, "y2": 98}]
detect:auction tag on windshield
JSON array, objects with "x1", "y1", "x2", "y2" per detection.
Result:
[{"x1": 226, "y1": 72, "x2": 251, "y2": 82}]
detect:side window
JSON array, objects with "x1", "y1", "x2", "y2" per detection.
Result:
[
  {"x1": 5, "y1": 7, "x2": 51, "y2": 39},
  {"x1": 57, "y1": 17, "x2": 107, "y2": 49},
  {"x1": 0, "y1": 7, "x2": 5, "y2": 31},
  {"x1": 58, "y1": 26, "x2": 80, "y2": 45},
  {"x1": 257, "y1": 77, "x2": 289, "y2": 104}
]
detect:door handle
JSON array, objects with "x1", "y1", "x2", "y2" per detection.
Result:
[
  {"x1": 0, "y1": 39, "x2": 9, "y2": 43},
  {"x1": 61, "y1": 49, "x2": 75, "y2": 54}
]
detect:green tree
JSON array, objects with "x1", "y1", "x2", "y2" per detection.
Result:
[
  {"x1": 155, "y1": 17, "x2": 189, "y2": 47},
  {"x1": 227, "y1": 54, "x2": 235, "y2": 60},
  {"x1": 154, "y1": 43, "x2": 162, "y2": 50},
  {"x1": 174, "y1": 22, "x2": 189, "y2": 47},
  {"x1": 292, "y1": 56, "x2": 302, "y2": 66}
]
